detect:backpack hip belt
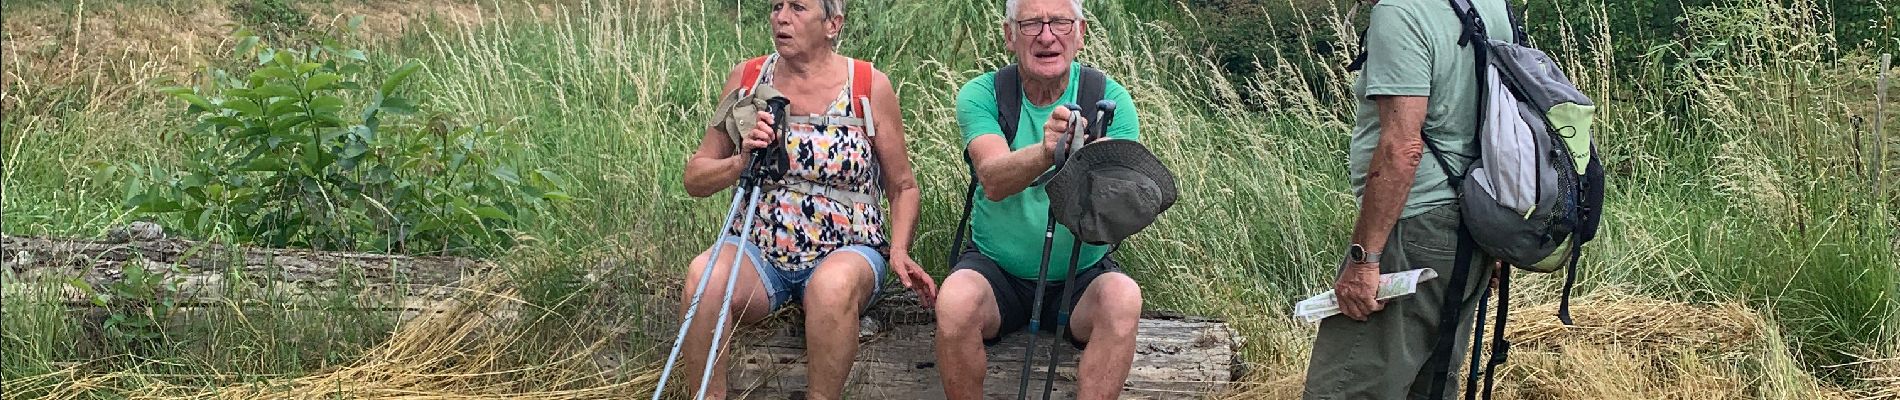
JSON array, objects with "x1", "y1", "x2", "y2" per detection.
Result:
[{"x1": 768, "y1": 178, "x2": 882, "y2": 206}]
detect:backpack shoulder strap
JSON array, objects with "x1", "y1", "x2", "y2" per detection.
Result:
[
  {"x1": 993, "y1": 65, "x2": 1024, "y2": 144},
  {"x1": 850, "y1": 58, "x2": 877, "y2": 140},
  {"x1": 950, "y1": 65, "x2": 1023, "y2": 266},
  {"x1": 737, "y1": 55, "x2": 772, "y2": 95},
  {"x1": 1076, "y1": 65, "x2": 1108, "y2": 135},
  {"x1": 850, "y1": 59, "x2": 875, "y2": 111}
]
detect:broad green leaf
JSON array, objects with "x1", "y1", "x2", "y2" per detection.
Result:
[
  {"x1": 158, "y1": 86, "x2": 196, "y2": 96},
  {"x1": 342, "y1": 49, "x2": 367, "y2": 62},
  {"x1": 473, "y1": 206, "x2": 513, "y2": 221},
  {"x1": 266, "y1": 97, "x2": 301, "y2": 117},
  {"x1": 273, "y1": 49, "x2": 295, "y2": 67},
  {"x1": 378, "y1": 96, "x2": 417, "y2": 115},
  {"x1": 236, "y1": 35, "x2": 259, "y2": 55},
  {"x1": 296, "y1": 62, "x2": 323, "y2": 75},
  {"x1": 257, "y1": 49, "x2": 276, "y2": 65},
  {"x1": 381, "y1": 59, "x2": 423, "y2": 94},
  {"x1": 350, "y1": 125, "x2": 375, "y2": 142},
  {"x1": 206, "y1": 116, "x2": 246, "y2": 129},
  {"x1": 536, "y1": 169, "x2": 570, "y2": 190},
  {"x1": 243, "y1": 156, "x2": 288, "y2": 172},
  {"x1": 270, "y1": 115, "x2": 312, "y2": 133},
  {"x1": 249, "y1": 66, "x2": 294, "y2": 82},
  {"x1": 237, "y1": 126, "x2": 272, "y2": 139},
  {"x1": 257, "y1": 83, "x2": 298, "y2": 99},
  {"x1": 193, "y1": 208, "x2": 214, "y2": 232},
  {"x1": 541, "y1": 191, "x2": 573, "y2": 202},
  {"x1": 312, "y1": 115, "x2": 346, "y2": 129},
  {"x1": 490, "y1": 166, "x2": 521, "y2": 185},
  {"x1": 172, "y1": 93, "x2": 216, "y2": 110},
  {"x1": 413, "y1": 219, "x2": 444, "y2": 234},
  {"x1": 308, "y1": 95, "x2": 346, "y2": 114},
  {"x1": 136, "y1": 198, "x2": 183, "y2": 213},
  {"x1": 224, "y1": 99, "x2": 263, "y2": 116},
  {"x1": 304, "y1": 73, "x2": 344, "y2": 94},
  {"x1": 347, "y1": 15, "x2": 365, "y2": 33}
]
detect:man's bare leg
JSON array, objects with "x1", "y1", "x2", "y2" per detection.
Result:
[
  {"x1": 934, "y1": 270, "x2": 1004, "y2": 400},
  {"x1": 1067, "y1": 272, "x2": 1143, "y2": 400}
]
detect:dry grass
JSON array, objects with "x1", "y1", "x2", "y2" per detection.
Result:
[
  {"x1": 12, "y1": 272, "x2": 664, "y2": 400},
  {"x1": 1212, "y1": 291, "x2": 1860, "y2": 400}
]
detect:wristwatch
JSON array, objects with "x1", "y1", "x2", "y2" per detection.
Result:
[{"x1": 1347, "y1": 243, "x2": 1380, "y2": 265}]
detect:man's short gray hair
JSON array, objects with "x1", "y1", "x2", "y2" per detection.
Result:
[{"x1": 1004, "y1": 0, "x2": 1085, "y2": 23}]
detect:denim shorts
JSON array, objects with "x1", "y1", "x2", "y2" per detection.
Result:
[{"x1": 716, "y1": 237, "x2": 887, "y2": 311}]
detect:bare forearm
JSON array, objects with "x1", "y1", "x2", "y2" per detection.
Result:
[
  {"x1": 1350, "y1": 96, "x2": 1428, "y2": 252},
  {"x1": 683, "y1": 154, "x2": 745, "y2": 198},
  {"x1": 976, "y1": 143, "x2": 1053, "y2": 201},
  {"x1": 1351, "y1": 145, "x2": 1420, "y2": 252},
  {"x1": 885, "y1": 184, "x2": 921, "y2": 253}
]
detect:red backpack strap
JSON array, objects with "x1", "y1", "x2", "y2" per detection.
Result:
[
  {"x1": 850, "y1": 59, "x2": 875, "y2": 117},
  {"x1": 737, "y1": 55, "x2": 771, "y2": 94}
]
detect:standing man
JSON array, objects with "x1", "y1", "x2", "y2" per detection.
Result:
[
  {"x1": 931, "y1": 0, "x2": 1145, "y2": 399},
  {"x1": 1303, "y1": 0, "x2": 1515, "y2": 398}
]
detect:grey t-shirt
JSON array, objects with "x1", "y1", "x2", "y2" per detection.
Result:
[{"x1": 1348, "y1": 0, "x2": 1515, "y2": 218}]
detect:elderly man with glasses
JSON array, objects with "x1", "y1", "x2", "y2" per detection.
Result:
[{"x1": 930, "y1": 0, "x2": 1145, "y2": 399}]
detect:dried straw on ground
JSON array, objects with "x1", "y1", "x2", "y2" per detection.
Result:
[
  {"x1": 13, "y1": 283, "x2": 1882, "y2": 399},
  {"x1": 1214, "y1": 291, "x2": 1860, "y2": 400},
  {"x1": 18, "y1": 274, "x2": 661, "y2": 400}
]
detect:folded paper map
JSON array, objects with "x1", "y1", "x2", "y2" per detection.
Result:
[{"x1": 1293, "y1": 268, "x2": 1440, "y2": 323}]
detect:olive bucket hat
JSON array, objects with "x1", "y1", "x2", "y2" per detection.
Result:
[{"x1": 1043, "y1": 139, "x2": 1178, "y2": 245}]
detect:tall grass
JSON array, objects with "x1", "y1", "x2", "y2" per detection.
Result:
[{"x1": 2, "y1": 0, "x2": 1895, "y2": 397}]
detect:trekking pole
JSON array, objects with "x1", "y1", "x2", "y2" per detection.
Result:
[
  {"x1": 651, "y1": 184, "x2": 748, "y2": 400},
  {"x1": 691, "y1": 96, "x2": 793, "y2": 400},
  {"x1": 1040, "y1": 100, "x2": 1117, "y2": 400},
  {"x1": 1019, "y1": 104, "x2": 1085, "y2": 400},
  {"x1": 651, "y1": 96, "x2": 791, "y2": 400}
]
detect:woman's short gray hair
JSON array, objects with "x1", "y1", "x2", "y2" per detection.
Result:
[
  {"x1": 1004, "y1": 0, "x2": 1086, "y2": 22},
  {"x1": 822, "y1": 0, "x2": 846, "y2": 19}
]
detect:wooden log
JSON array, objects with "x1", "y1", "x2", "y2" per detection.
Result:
[
  {"x1": 717, "y1": 293, "x2": 1245, "y2": 399},
  {"x1": 0, "y1": 233, "x2": 488, "y2": 320},
  {"x1": 6, "y1": 232, "x2": 1248, "y2": 398}
]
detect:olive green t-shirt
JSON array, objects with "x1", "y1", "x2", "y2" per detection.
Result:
[
  {"x1": 1348, "y1": 0, "x2": 1515, "y2": 218},
  {"x1": 955, "y1": 62, "x2": 1141, "y2": 281}
]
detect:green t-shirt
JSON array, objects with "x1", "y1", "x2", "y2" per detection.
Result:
[
  {"x1": 955, "y1": 62, "x2": 1141, "y2": 281},
  {"x1": 1348, "y1": 0, "x2": 1514, "y2": 218}
]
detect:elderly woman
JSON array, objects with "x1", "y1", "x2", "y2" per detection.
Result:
[{"x1": 676, "y1": 0, "x2": 933, "y2": 398}]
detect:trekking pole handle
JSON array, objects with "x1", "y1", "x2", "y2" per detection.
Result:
[
  {"x1": 1060, "y1": 103, "x2": 1084, "y2": 161},
  {"x1": 744, "y1": 96, "x2": 792, "y2": 183},
  {"x1": 1091, "y1": 100, "x2": 1116, "y2": 142}
]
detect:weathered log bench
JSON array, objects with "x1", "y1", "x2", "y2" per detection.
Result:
[
  {"x1": 4, "y1": 231, "x2": 1246, "y2": 398},
  {"x1": 722, "y1": 296, "x2": 1245, "y2": 399}
]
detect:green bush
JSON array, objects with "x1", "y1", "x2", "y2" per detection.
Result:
[
  {"x1": 229, "y1": 0, "x2": 310, "y2": 45},
  {"x1": 69, "y1": 263, "x2": 183, "y2": 352},
  {"x1": 130, "y1": 31, "x2": 571, "y2": 256}
]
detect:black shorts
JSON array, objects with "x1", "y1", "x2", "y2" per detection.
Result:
[{"x1": 951, "y1": 247, "x2": 1123, "y2": 350}]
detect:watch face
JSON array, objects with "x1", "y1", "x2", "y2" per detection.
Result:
[{"x1": 1348, "y1": 245, "x2": 1365, "y2": 262}]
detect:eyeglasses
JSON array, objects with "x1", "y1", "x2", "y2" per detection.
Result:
[{"x1": 1014, "y1": 18, "x2": 1078, "y2": 37}]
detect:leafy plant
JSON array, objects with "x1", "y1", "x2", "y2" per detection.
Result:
[
  {"x1": 229, "y1": 0, "x2": 310, "y2": 45},
  {"x1": 71, "y1": 263, "x2": 184, "y2": 350},
  {"x1": 132, "y1": 28, "x2": 570, "y2": 255}
]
